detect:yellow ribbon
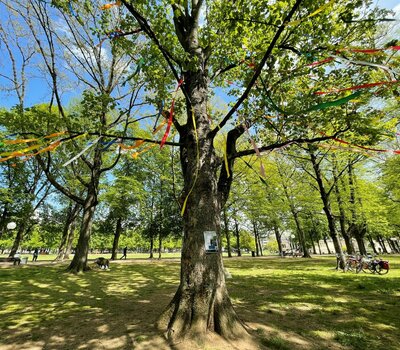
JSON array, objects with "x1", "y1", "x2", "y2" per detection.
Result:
[
  {"x1": 181, "y1": 109, "x2": 200, "y2": 216},
  {"x1": 287, "y1": 0, "x2": 335, "y2": 26}
]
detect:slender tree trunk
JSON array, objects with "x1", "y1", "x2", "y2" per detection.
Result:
[
  {"x1": 56, "y1": 203, "x2": 80, "y2": 261},
  {"x1": 332, "y1": 155, "x2": 354, "y2": 255},
  {"x1": 158, "y1": 234, "x2": 162, "y2": 259},
  {"x1": 317, "y1": 239, "x2": 322, "y2": 255},
  {"x1": 253, "y1": 221, "x2": 260, "y2": 256},
  {"x1": 223, "y1": 208, "x2": 232, "y2": 257},
  {"x1": 309, "y1": 230, "x2": 317, "y2": 255},
  {"x1": 367, "y1": 234, "x2": 378, "y2": 254},
  {"x1": 308, "y1": 145, "x2": 345, "y2": 267},
  {"x1": 234, "y1": 218, "x2": 241, "y2": 257},
  {"x1": 273, "y1": 224, "x2": 283, "y2": 256},
  {"x1": 64, "y1": 219, "x2": 76, "y2": 260},
  {"x1": 111, "y1": 218, "x2": 122, "y2": 260},
  {"x1": 323, "y1": 236, "x2": 332, "y2": 254},
  {"x1": 149, "y1": 235, "x2": 154, "y2": 259},
  {"x1": 258, "y1": 234, "x2": 263, "y2": 256},
  {"x1": 377, "y1": 235, "x2": 388, "y2": 253}
]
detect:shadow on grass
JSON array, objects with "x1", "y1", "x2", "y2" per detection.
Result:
[
  {"x1": 0, "y1": 261, "x2": 180, "y2": 350},
  {"x1": 0, "y1": 256, "x2": 399, "y2": 350},
  {"x1": 224, "y1": 256, "x2": 400, "y2": 350}
]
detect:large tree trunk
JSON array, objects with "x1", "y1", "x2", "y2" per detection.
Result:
[
  {"x1": 158, "y1": 173, "x2": 245, "y2": 340},
  {"x1": 111, "y1": 217, "x2": 122, "y2": 260},
  {"x1": 157, "y1": 66, "x2": 246, "y2": 340},
  {"x1": 66, "y1": 191, "x2": 97, "y2": 272},
  {"x1": 234, "y1": 218, "x2": 241, "y2": 257}
]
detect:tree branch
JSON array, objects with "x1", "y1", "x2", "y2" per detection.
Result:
[{"x1": 211, "y1": 0, "x2": 304, "y2": 136}]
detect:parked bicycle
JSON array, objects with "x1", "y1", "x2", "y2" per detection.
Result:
[
  {"x1": 344, "y1": 255, "x2": 362, "y2": 273},
  {"x1": 357, "y1": 256, "x2": 390, "y2": 275}
]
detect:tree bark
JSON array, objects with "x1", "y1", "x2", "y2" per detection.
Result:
[
  {"x1": 157, "y1": 63, "x2": 246, "y2": 340},
  {"x1": 111, "y1": 217, "x2": 122, "y2": 260}
]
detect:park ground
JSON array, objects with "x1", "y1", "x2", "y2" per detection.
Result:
[{"x1": 0, "y1": 255, "x2": 399, "y2": 350}]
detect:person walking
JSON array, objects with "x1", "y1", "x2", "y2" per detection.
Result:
[
  {"x1": 120, "y1": 246, "x2": 127, "y2": 259},
  {"x1": 32, "y1": 248, "x2": 39, "y2": 262}
]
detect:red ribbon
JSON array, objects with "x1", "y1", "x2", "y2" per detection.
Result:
[
  {"x1": 160, "y1": 79, "x2": 184, "y2": 148},
  {"x1": 306, "y1": 57, "x2": 334, "y2": 67},
  {"x1": 315, "y1": 80, "x2": 398, "y2": 95}
]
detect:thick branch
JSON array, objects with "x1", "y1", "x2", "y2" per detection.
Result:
[{"x1": 211, "y1": 0, "x2": 304, "y2": 135}]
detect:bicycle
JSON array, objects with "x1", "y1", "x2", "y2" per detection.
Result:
[
  {"x1": 344, "y1": 255, "x2": 362, "y2": 273},
  {"x1": 357, "y1": 256, "x2": 389, "y2": 275}
]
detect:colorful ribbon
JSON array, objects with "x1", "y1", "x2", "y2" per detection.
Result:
[
  {"x1": 100, "y1": 1, "x2": 121, "y2": 10},
  {"x1": 315, "y1": 80, "x2": 398, "y2": 95},
  {"x1": 62, "y1": 137, "x2": 100, "y2": 167},
  {"x1": 287, "y1": 0, "x2": 335, "y2": 26},
  {"x1": 160, "y1": 79, "x2": 184, "y2": 148},
  {"x1": 181, "y1": 109, "x2": 200, "y2": 216}
]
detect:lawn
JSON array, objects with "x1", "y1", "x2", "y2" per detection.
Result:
[{"x1": 0, "y1": 255, "x2": 399, "y2": 350}]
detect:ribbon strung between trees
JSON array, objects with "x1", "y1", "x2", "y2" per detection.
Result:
[
  {"x1": 315, "y1": 80, "x2": 399, "y2": 95},
  {"x1": 265, "y1": 90, "x2": 363, "y2": 115},
  {"x1": 160, "y1": 79, "x2": 184, "y2": 148},
  {"x1": 100, "y1": 1, "x2": 121, "y2": 10},
  {"x1": 62, "y1": 137, "x2": 101, "y2": 167},
  {"x1": 286, "y1": 0, "x2": 335, "y2": 26},
  {"x1": 320, "y1": 132, "x2": 400, "y2": 155}
]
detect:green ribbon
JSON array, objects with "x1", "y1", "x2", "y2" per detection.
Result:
[{"x1": 265, "y1": 90, "x2": 363, "y2": 116}]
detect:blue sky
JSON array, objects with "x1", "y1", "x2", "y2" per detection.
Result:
[{"x1": 0, "y1": 0, "x2": 399, "y2": 110}]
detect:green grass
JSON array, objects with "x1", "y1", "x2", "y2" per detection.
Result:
[{"x1": 0, "y1": 255, "x2": 399, "y2": 349}]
